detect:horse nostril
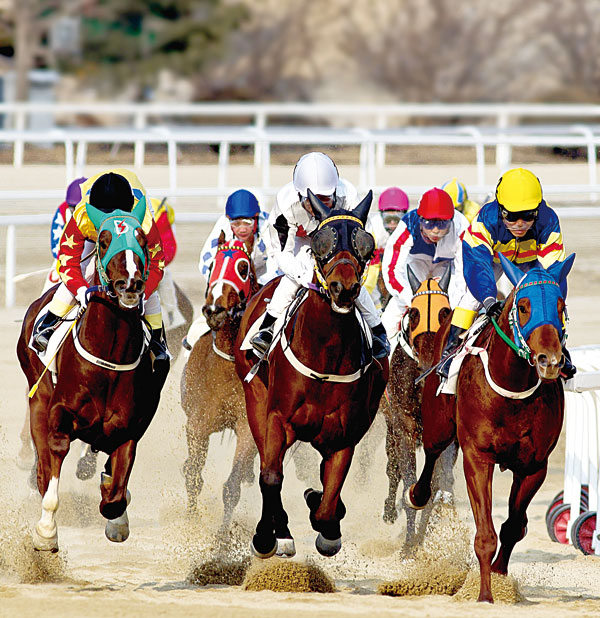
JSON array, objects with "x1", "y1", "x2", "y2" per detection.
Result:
[
  {"x1": 135, "y1": 280, "x2": 144, "y2": 293},
  {"x1": 115, "y1": 279, "x2": 126, "y2": 292},
  {"x1": 329, "y1": 281, "x2": 342, "y2": 296},
  {"x1": 536, "y1": 354, "x2": 549, "y2": 368},
  {"x1": 350, "y1": 283, "x2": 360, "y2": 298}
]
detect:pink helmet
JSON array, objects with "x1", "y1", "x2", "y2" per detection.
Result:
[{"x1": 378, "y1": 187, "x2": 409, "y2": 212}]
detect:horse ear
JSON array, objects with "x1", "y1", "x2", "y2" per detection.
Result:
[
  {"x1": 438, "y1": 264, "x2": 451, "y2": 293},
  {"x1": 307, "y1": 189, "x2": 330, "y2": 221},
  {"x1": 499, "y1": 253, "x2": 525, "y2": 287},
  {"x1": 546, "y1": 253, "x2": 576, "y2": 284},
  {"x1": 218, "y1": 230, "x2": 226, "y2": 245},
  {"x1": 86, "y1": 202, "x2": 106, "y2": 230},
  {"x1": 131, "y1": 195, "x2": 146, "y2": 224},
  {"x1": 351, "y1": 190, "x2": 373, "y2": 225},
  {"x1": 407, "y1": 264, "x2": 421, "y2": 294}
]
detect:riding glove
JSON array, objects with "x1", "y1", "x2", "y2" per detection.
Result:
[
  {"x1": 76, "y1": 286, "x2": 89, "y2": 308},
  {"x1": 483, "y1": 296, "x2": 503, "y2": 320}
]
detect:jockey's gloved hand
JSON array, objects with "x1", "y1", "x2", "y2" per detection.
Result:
[
  {"x1": 483, "y1": 296, "x2": 503, "y2": 320},
  {"x1": 76, "y1": 286, "x2": 89, "y2": 308}
]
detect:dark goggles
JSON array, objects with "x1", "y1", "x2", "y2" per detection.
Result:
[
  {"x1": 311, "y1": 225, "x2": 375, "y2": 264},
  {"x1": 382, "y1": 213, "x2": 401, "y2": 226},
  {"x1": 419, "y1": 217, "x2": 452, "y2": 231},
  {"x1": 500, "y1": 207, "x2": 538, "y2": 223}
]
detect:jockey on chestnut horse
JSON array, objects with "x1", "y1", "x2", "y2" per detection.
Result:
[
  {"x1": 235, "y1": 189, "x2": 388, "y2": 559},
  {"x1": 17, "y1": 170, "x2": 169, "y2": 552}
]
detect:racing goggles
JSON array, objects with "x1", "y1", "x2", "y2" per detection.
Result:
[
  {"x1": 230, "y1": 217, "x2": 255, "y2": 228},
  {"x1": 500, "y1": 207, "x2": 538, "y2": 223},
  {"x1": 419, "y1": 217, "x2": 452, "y2": 231},
  {"x1": 382, "y1": 213, "x2": 402, "y2": 227}
]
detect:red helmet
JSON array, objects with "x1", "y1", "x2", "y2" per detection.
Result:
[
  {"x1": 378, "y1": 187, "x2": 409, "y2": 212},
  {"x1": 417, "y1": 188, "x2": 454, "y2": 220}
]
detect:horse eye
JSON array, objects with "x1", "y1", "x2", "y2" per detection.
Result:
[{"x1": 519, "y1": 305, "x2": 527, "y2": 314}]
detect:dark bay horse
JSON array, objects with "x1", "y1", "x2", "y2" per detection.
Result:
[
  {"x1": 407, "y1": 253, "x2": 575, "y2": 602},
  {"x1": 235, "y1": 190, "x2": 388, "y2": 559},
  {"x1": 181, "y1": 234, "x2": 260, "y2": 529},
  {"x1": 16, "y1": 199, "x2": 168, "y2": 552},
  {"x1": 382, "y1": 266, "x2": 456, "y2": 546}
]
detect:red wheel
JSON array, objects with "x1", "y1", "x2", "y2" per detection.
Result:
[
  {"x1": 570, "y1": 511, "x2": 597, "y2": 555},
  {"x1": 549, "y1": 503, "x2": 573, "y2": 544},
  {"x1": 545, "y1": 491, "x2": 564, "y2": 524}
]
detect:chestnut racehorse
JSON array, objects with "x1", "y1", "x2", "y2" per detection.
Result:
[
  {"x1": 235, "y1": 190, "x2": 388, "y2": 559},
  {"x1": 382, "y1": 266, "x2": 457, "y2": 546},
  {"x1": 16, "y1": 199, "x2": 168, "y2": 552},
  {"x1": 181, "y1": 234, "x2": 260, "y2": 529},
  {"x1": 408, "y1": 253, "x2": 575, "y2": 602}
]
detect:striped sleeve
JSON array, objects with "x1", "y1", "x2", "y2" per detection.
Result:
[
  {"x1": 462, "y1": 218, "x2": 497, "y2": 303},
  {"x1": 381, "y1": 221, "x2": 413, "y2": 299}
]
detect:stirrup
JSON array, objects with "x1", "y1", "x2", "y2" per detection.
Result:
[
  {"x1": 250, "y1": 328, "x2": 273, "y2": 355},
  {"x1": 436, "y1": 354, "x2": 453, "y2": 379}
]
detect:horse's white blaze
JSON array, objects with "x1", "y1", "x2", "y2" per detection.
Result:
[
  {"x1": 38, "y1": 476, "x2": 59, "y2": 537},
  {"x1": 211, "y1": 281, "x2": 224, "y2": 304},
  {"x1": 125, "y1": 249, "x2": 137, "y2": 286}
]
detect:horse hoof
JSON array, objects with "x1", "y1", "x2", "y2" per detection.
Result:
[
  {"x1": 315, "y1": 533, "x2": 341, "y2": 557},
  {"x1": 105, "y1": 511, "x2": 130, "y2": 543},
  {"x1": 251, "y1": 535, "x2": 277, "y2": 559},
  {"x1": 404, "y1": 486, "x2": 426, "y2": 510},
  {"x1": 275, "y1": 537, "x2": 296, "y2": 558},
  {"x1": 383, "y1": 501, "x2": 398, "y2": 525},
  {"x1": 32, "y1": 524, "x2": 58, "y2": 552}
]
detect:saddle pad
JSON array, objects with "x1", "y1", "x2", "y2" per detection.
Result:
[
  {"x1": 28, "y1": 304, "x2": 79, "y2": 373},
  {"x1": 440, "y1": 314, "x2": 487, "y2": 396}
]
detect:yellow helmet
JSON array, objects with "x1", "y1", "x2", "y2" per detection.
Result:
[
  {"x1": 441, "y1": 177, "x2": 467, "y2": 209},
  {"x1": 495, "y1": 168, "x2": 542, "y2": 212}
]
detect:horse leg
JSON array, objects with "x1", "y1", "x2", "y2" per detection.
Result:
[
  {"x1": 17, "y1": 402, "x2": 34, "y2": 470},
  {"x1": 383, "y1": 416, "x2": 402, "y2": 525},
  {"x1": 75, "y1": 442, "x2": 99, "y2": 481},
  {"x1": 252, "y1": 415, "x2": 292, "y2": 559},
  {"x1": 221, "y1": 418, "x2": 257, "y2": 532},
  {"x1": 306, "y1": 446, "x2": 353, "y2": 557},
  {"x1": 32, "y1": 423, "x2": 70, "y2": 552},
  {"x1": 491, "y1": 466, "x2": 547, "y2": 575},
  {"x1": 463, "y1": 448, "x2": 496, "y2": 603},
  {"x1": 397, "y1": 430, "x2": 419, "y2": 546},
  {"x1": 182, "y1": 430, "x2": 209, "y2": 518},
  {"x1": 100, "y1": 439, "x2": 136, "y2": 543}
]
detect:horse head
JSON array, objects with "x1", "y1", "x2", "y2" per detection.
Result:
[
  {"x1": 308, "y1": 189, "x2": 375, "y2": 313},
  {"x1": 202, "y1": 232, "x2": 257, "y2": 330},
  {"x1": 405, "y1": 264, "x2": 452, "y2": 370},
  {"x1": 88, "y1": 198, "x2": 149, "y2": 310},
  {"x1": 499, "y1": 252, "x2": 576, "y2": 380}
]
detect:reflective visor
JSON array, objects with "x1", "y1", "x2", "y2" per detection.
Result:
[
  {"x1": 419, "y1": 217, "x2": 452, "y2": 231},
  {"x1": 230, "y1": 217, "x2": 255, "y2": 228},
  {"x1": 500, "y1": 207, "x2": 537, "y2": 223}
]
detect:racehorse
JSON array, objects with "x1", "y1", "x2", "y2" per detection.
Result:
[
  {"x1": 16, "y1": 199, "x2": 168, "y2": 552},
  {"x1": 181, "y1": 234, "x2": 260, "y2": 529},
  {"x1": 382, "y1": 266, "x2": 457, "y2": 546},
  {"x1": 165, "y1": 282, "x2": 194, "y2": 362},
  {"x1": 235, "y1": 190, "x2": 388, "y2": 559},
  {"x1": 407, "y1": 253, "x2": 575, "y2": 602}
]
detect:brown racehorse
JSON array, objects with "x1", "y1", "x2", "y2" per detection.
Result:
[
  {"x1": 407, "y1": 253, "x2": 575, "y2": 602},
  {"x1": 235, "y1": 190, "x2": 388, "y2": 559},
  {"x1": 181, "y1": 234, "x2": 260, "y2": 529},
  {"x1": 382, "y1": 265, "x2": 457, "y2": 546},
  {"x1": 16, "y1": 201, "x2": 168, "y2": 552}
]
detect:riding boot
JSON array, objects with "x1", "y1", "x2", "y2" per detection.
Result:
[
  {"x1": 436, "y1": 325, "x2": 466, "y2": 379},
  {"x1": 250, "y1": 312, "x2": 277, "y2": 355},
  {"x1": 150, "y1": 327, "x2": 170, "y2": 369},
  {"x1": 32, "y1": 311, "x2": 61, "y2": 353},
  {"x1": 371, "y1": 323, "x2": 391, "y2": 359},
  {"x1": 561, "y1": 346, "x2": 577, "y2": 380}
]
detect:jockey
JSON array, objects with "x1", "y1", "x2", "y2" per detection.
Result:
[
  {"x1": 32, "y1": 169, "x2": 169, "y2": 366},
  {"x1": 182, "y1": 188, "x2": 278, "y2": 351},
  {"x1": 381, "y1": 187, "x2": 469, "y2": 339},
  {"x1": 437, "y1": 167, "x2": 576, "y2": 379},
  {"x1": 151, "y1": 196, "x2": 186, "y2": 330},
  {"x1": 250, "y1": 151, "x2": 390, "y2": 358},
  {"x1": 364, "y1": 187, "x2": 410, "y2": 308},
  {"x1": 442, "y1": 177, "x2": 481, "y2": 223}
]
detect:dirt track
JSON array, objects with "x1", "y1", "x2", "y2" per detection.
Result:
[{"x1": 1, "y1": 184, "x2": 600, "y2": 616}]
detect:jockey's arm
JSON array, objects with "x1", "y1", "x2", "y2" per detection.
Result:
[
  {"x1": 255, "y1": 214, "x2": 281, "y2": 284},
  {"x1": 462, "y1": 220, "x2": 497, "y2": 304},
  {"x1": 56, "y1": 216, "x2": 90, "y2": 296},
  {"x1": 142, "y1": 215, "x2": 165, "y2": 298},
  {"x1": 536, "y1": 208, "x2": 567, "y2": 296},
  {"x1": 381, "y1": 220, "x2": 414, "y2": 304},
  {"x1": 267, "y1": 204, "x2": 307, "y2": 281},
  {"x1": 154, "y1": 209, "x2": 177, "y2": 266}
]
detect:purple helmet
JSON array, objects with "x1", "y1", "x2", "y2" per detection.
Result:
[{"x1": 66, "y1": 177, "x2": 87, "y2": 206}]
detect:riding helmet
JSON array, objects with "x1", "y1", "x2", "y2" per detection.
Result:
[
  {"x1": 225, "y1": 189, "x2": 260, "y2": 219},
  {"x1": 293, "y1": 152, "x2": 339, "y2": 197},
  {"x1": 378, "y1": 186, "x2": 409, "y2": 212},
  {"x1": 89, "y1": 172, "x2": 135, "y2": 213},
  {"x1": 495, "y1": 168, "x2": 542, "y2": 212},
  {"x1": 417, "y1": 188, "x2": 454, "y2": 220}
]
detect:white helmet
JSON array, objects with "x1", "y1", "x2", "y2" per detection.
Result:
[{"x1": 293, "y1": 152, "x2": 339, "y2": 197}]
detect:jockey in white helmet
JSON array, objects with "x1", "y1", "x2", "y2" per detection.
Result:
[{"x1": 250, "y1": 151, "x2": 390, "y2": 358}]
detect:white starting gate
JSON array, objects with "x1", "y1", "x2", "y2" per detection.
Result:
[{"x1": 562, "y1": 345, "x2": 600, "y2": 554}]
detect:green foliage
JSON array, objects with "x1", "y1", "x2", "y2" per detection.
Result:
[{"x1": 65, "y1": 0, "x2": 248, "y2": 92}]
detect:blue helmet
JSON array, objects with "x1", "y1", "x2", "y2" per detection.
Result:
[{"x1": 225, "y1": 189, "x2": 260, "y2": 219}]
